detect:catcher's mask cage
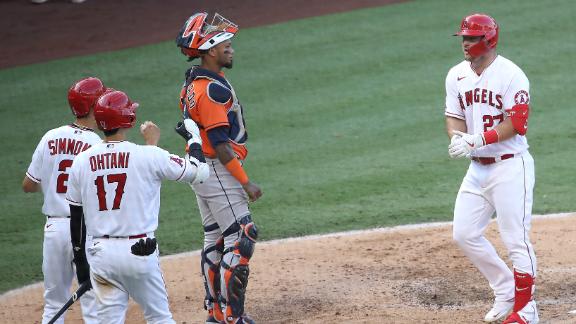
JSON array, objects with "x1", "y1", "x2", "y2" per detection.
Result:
[{"x1": 177, "y1": 13, "x2": 239, "y2": 59}]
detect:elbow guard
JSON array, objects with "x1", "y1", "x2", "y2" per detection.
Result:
[{"x1": 506, "y1": 104, "x2": 529, "y2": 135}]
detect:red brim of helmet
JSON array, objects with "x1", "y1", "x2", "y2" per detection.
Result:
[{"x1": 454, "y1": 30, "x2": 486, "y2": 37}]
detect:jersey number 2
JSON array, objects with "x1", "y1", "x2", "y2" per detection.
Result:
[
  {"x1": 56, "y1": 159, "x2": 73, "y2": 193},
  {"x1": 94, "y1": 173, "x2": 127, "y2": 211}
]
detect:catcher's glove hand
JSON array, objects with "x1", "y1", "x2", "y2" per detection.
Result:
[{"x1": 131, "y1": 238, "x2": 157, "y2": 256}]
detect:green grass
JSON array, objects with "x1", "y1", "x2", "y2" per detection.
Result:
[{"x1": 1, "y1": 0, "x2": 575, "y2": 293}]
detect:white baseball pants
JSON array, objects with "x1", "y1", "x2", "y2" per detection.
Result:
[
  {"x1": 452, "y1": 151, "x2": 536, "y2": 302},
  {"x1": 86, "y1": 236, "x2": 175, "y2": 324},
  {"x1": 42, "y1": 217, "x2": 98, "y2": 324}
]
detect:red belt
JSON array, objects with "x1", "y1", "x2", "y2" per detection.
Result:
[
  {"x1": 471, "y1": 154, "x2": 515, "y2": 165},
  {"x1": 98, "y1": 233, "x2": 147, "y2": 239}
]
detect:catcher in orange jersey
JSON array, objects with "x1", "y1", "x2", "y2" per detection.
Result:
[{"x1": 176, "y1": 12, "x2": 262, "y2": 324}]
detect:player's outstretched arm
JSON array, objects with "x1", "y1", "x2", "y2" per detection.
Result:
[
  {"x1": 174, "y1": 119, "x2": 209, "y2": 184},
  {"x1": 175, "y1": 119, "x2": 205, "y2": 165}
]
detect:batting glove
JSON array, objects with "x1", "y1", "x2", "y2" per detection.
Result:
[
  {"x1": 448, "y1": 133, "x2": 462, "y2": 159},
  {"x1": 448, "y1": 130, "x2": 484, "y2": 159},
  {"x1": 175, "y1": 119, "x2": 201, "y2": 145},
  {"x1": 175, "y1": 119, "x2": 209, "y2": 184},
  {"x1": 175, "y1": 120, "x2": 206, "y2": 164}
]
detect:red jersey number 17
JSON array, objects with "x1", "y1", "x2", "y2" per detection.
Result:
[{"x1": 94, "y1": 173, "x2": 127, "y2": 211}]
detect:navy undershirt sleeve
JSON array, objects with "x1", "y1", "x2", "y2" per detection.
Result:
[{"x1": 207, "y1": 126, "x2": 230, "y2": 147}]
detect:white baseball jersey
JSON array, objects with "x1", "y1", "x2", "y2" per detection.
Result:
[
  {"x1": 66, "y1": 141, "x2": 198, "y2": 237},
  {"x1": 26, "y1": 124, "x2": 101, "y2": 217},
  {"x1": 445, "y1": 55, "x2": 530, "y2": 157}
]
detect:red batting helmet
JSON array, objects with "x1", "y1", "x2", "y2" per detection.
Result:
[
  {"x1": 67, "y1": 77, "x2": 106, "y2": 117},
  {"x1": 176, "y1": 12, "x2": 238, "y2": 59},
  {"x1": 94, "y1": 90, "x2": 139, "y2": 131},
  {"x1": 454, "y1": 13, "x2": 499, "y2": 57}
]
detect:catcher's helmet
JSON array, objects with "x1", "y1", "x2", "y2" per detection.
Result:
[
  {"x1": 454, "y1": 13, "x2": 499, "y2": 57},
  {"x1": 94, "y1": 90, "x2": 138, "y2": 131},
  {"x1": 176, "y1": 12, "x2": 238, "y2": 59},
  {"x1": 67, "y1": 77, "x2": 106, "y2": 117}
]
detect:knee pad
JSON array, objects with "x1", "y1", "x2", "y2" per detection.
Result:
[
  {"x1": 237, "y1": 222, "x2": 258, "y2": 261},
  {"x1": 220, "y1": 219, "x2": 258, "y2": 321},
  {"x1": 201, "y1": 236, "x2": 224, "y2": 313}
]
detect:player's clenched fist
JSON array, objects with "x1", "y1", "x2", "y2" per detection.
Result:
[{"x1": 140, "y1": 121, "x2": 160, "y2": 146}]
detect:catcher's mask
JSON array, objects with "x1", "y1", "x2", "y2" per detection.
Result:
[
  {"x1": 176, "y1": 12, "x2": 238, "y2": 59},
  {"x1": 94, "y1": 90, "x2": 139, "y2": 131},
  {"x1": 454, "y1": 13, "x2": 499, "y2": 57},
  {"x1": 68, "y1": 77, "x2": 106, "y2": 118}
]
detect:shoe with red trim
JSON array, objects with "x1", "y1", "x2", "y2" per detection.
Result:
[{"x1": 502, "y1": 301, "x2": 539, "y2": 324}]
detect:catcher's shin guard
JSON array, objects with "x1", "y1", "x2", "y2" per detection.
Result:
[
  {"x1": 220, "y1": 219, "x2": 258, "y2": 323},
  {"x1": 202, "y1": 236, "x2": 225, "y2": 322}
]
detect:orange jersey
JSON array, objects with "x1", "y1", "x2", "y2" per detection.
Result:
[{"x1": 179, "y1": 67, "x2": 248, "y2": 160}]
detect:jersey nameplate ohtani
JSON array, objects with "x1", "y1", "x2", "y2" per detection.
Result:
[{"x1": 89, "y1": 152, "x2": 130, "y2": 171}]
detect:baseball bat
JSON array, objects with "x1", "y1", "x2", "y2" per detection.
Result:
[{"x1": 47, "y1": 281, "x2": 92, "y2": 324}]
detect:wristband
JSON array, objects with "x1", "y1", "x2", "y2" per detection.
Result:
[
  {"x1": 224, "y1": 158, "x2": 249, "y2": 185},
  {"x1": 482, "y1": 129, "x2": 499, "y2": 145}
]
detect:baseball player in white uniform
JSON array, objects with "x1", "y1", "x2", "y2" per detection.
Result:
[
  {"x1": 22, "y1": 77, "x2": 104, "y2": 324},
  {"x1": 446, "y1": 14, "x2": 537, "y2": 324},
  {"x1": 65, "y1": 89, "x2": 209, "y2": 324}
]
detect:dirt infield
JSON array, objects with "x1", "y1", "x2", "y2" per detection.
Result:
[
  {"x1": 1, "y1": 213, "x2": 576, "y2": 323},
  {"x1": 0, "y1": 0, "x2": 406, "y2": 69}
]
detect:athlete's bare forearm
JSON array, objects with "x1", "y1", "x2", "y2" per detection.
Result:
[
  {"x1": 492, "y1": 118, "x2": 517, "y2": 142},
  {"x1": 22, "y1": 176, "x2": 40, "y2": 193},
  {"x1": 445, "y1": 117, "x2": 467, "y2": 139},
  {"x1": 214, "y1": 142, "x2": 236, "y2": 165}
]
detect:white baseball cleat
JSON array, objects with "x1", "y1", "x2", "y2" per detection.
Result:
[
  {"x1": 484, "y1": 299, "x2": 514, "y2": 322},
  {"x1": 503, "y1": 300, "x2": 539, "y2": 324}
]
